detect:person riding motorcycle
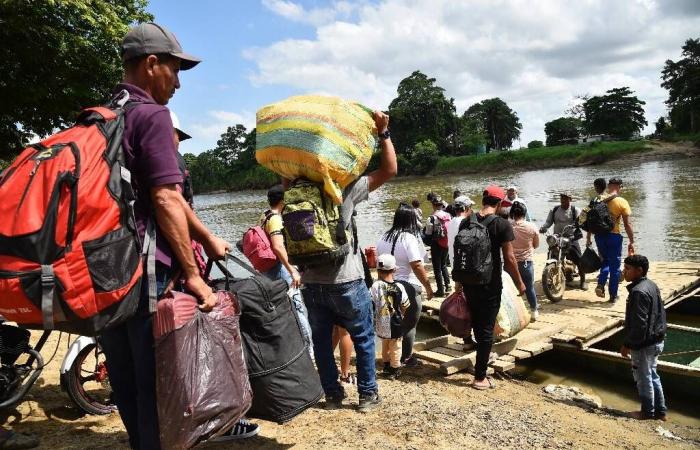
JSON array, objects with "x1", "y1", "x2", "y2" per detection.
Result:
[{"x1": 539, "y1": 192, "x2": 586, "y2": 289}]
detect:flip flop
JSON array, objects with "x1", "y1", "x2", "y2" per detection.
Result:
[{"x1": 472, "y1": 377, "x2": 496, "y2": 390}]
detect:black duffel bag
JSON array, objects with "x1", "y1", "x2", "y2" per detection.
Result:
[
  {"x1": 209, "y1": 255, "x2": 323, "y2": 424},
  {"x1": 579, "y1": 246, "x2": 603, "y2": 274}
]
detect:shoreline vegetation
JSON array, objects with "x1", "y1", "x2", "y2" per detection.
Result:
[{"x1": 195, "y1": 138, "x2": 698, "y2": 195}]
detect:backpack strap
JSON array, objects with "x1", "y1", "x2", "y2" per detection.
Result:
[
  {"x1": 481, "y1": 214, "x2": 498, "y2": 229},
  {"x1": 142, "y1": 218, "x2": 158, "y2": 313}
]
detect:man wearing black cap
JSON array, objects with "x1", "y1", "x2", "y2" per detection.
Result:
[{"x1": 99, "y1": 23, "x2": 230, "y2": 449}]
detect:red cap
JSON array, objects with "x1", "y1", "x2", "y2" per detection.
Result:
[{"x1": 483, "y1": 185, "x2": 505, "y2": 201}]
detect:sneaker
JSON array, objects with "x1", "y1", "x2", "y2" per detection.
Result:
[
  {"x1": 211, "y1": 419, "x2": 260, "y2": 441},
  {"x1": 595, "y1": 284, "x2": 605, "y2": 298},
  {"x1": 381, "y1": 362, "x2": 391, "y2": 375},
  {"x1": 357, "y1": 392, "x2": 381, "y2": 412},
  {"x1": 580, "y1": 282, "x2": 589, "y2": 291},
  {"x1": 609, "y1": 296, "x2": 619, "y2": 304},
  {"x1": 383, "y1": 366, "x2": 402, "y2": 380},
  {"x1": 434, "y1": 290, "x2": 446, "y2": 297},
  {"x1": 445, "y1": 285, "x2": 452, "y2": 293},
  {"x1": 324, "y1": 390, "x2": 346, "y2": 410},
  {"x1": 531, "y1": 309, "x2": 539, "y2": 322},
  {"x1": 402, "y1": 355, "x2": 423, "y2": 368},
  {"x1": 339, "y1": 373, "x2": 357, "y2": 385},
  {"x1": 655, "y1": 413, "x2": 668, "y2": 422}
]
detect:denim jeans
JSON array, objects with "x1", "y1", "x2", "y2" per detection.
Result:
[
  {"x1": 430, "y1": 244, "x2": 450, "y2": 293},
  {"x1": 631, "y1": 342, "x2": 667, "y2": 417},
  {"x1": 100, "y1": 266, "x2": 171, "y2": 450},
  {"x1": 303, "y1": 279, "x2": 378, "y2": 397},
  {"x1": 517, "y1": 260, "x2": 538, "y2": 311},
  {"x1": 595, "y1": 232, "x2": 623, "y2": 297},
  {"x1": 263, "y1": 263, "x2": 314, "y2": 359}
]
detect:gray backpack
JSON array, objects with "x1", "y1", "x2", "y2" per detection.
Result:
[{"x1": 452, "y1": 214, "x2": 497, "y2": 285}]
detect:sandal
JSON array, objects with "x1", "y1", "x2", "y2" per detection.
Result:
[
  {"x1": 472, "y1": 377, "x2": 496, "y2": 390},
  {"x1": 339, "y1": 373, "x2": 357, "y2": 385}
]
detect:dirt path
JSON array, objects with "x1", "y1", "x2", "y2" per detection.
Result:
[{"x1": 2, "y1": 330, "x2": 699, "y2": 449}]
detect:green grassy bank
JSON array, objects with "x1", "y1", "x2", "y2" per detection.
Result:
[{"x1": 433, "y1": 140, "x2": 654, "y2": 175}]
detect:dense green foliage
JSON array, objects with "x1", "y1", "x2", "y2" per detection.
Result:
[
  {"x1": 0, "y1": 0, "x2": 152, "y2": 159},
  {"x1": 527, "y1": 140, "x2": 544, "y2": 149},
  {"x1": 387, "y1": 71, "x2": 458, "y2": 155},
  {"x1": 544, "y1": 117, "x2": 582, "y2": 146},
  {"x1": 661, "y1": 38, "x2": 700, "y2": 134},
  {"x1": 434, "y1": 141, "x2": 651, "y2": 174},
  {"x1": 582, "y1": 87, "x2": 647, "y2": 138},
  {"x1": 183, "y1": 126, "x2": 278, "y2": 193},
  {"x1": 464, "y1": 98, "x2": 522, "y2": 151},
  {"x1": 409, "y1": 140, "x2": 440, "y2": 175}
]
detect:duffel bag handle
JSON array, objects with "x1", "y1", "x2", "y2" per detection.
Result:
[{"x1": 205, "y1": 253, "x2": 258, "y2": 291}]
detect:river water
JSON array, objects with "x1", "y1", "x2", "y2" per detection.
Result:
[{"x1": 195, "y1": 156, "x2": 700, "y2": 426}]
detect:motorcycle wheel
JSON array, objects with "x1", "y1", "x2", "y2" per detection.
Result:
[
  {"x1": 542, "y1": 262, "x2": 565, "y2": 302},
  {"x1": 64, "y1": 343, "x2": 116, "y2": 415}
]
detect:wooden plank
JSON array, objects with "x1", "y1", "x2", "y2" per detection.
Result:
[
  {"x1": 444, "y1": 343, "x2": 471, "y2": 352},
  {"x1": 518, "y1": 342, "x2": 553, "y2": 356},
  {"x1": 509, "y1": 349, "x2": 532, "y2": 360},
  {"x1": 551, "y1": 333, "x2": 577, "y2": 343},
  {"x1": 413, "y1": 335, "x2": 449, "y2": 352},
  {"x1": 416, "y1": 350, "x2": 454, "y2": 364},
  {"x1": 431, "y1": 346, "x2": 466, "y2": 358},
  {"x1": 491, "y1": 359, "x2": 515, "y2": 373}
]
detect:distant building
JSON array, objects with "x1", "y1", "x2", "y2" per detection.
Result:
[{"x1": 578, "y1": 134, "x2": 609, "y2": 144}]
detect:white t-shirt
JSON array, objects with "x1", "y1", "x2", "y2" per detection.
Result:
[
  {"x1": 376, "y1": 232, "x2": 426, "y2": 286},
  {"x1": 447, "y1": 216, "x2": 467, "y2": 267}
]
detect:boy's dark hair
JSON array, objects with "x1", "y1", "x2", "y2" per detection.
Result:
[
  {"x1": 593, "y1": 178, "x2": 607, "y2": 192},
  {"x1": 509, "y1": 201, "x2": 527, "y2": 220},
  {"x1": 267, "y1": 184, "x2": 285, "y2": 207},
  {"x1": 482, "y1": 195, "x2": 501, "y2": 207},
  {"x1": 453, "y1": 189, "x2": 462, "y2": 199},
  {"x1": 624, "y1": 254, "x2": 649, "y2": 277},
  {"x1": 411, "y1": 198, "x2": 420, "y2": 208},
  {"x1": 427, "y1": 192, "x2": 436, "y2": 202}
]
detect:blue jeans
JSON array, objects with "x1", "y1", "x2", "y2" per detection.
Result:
[
  {"x1": 263, "y1": 263, "x2": 313, "y2": 359},
  {"x1": 518, "y1": 260, "x2": 538, "y2": 311},
  {"x1": 595, "y1": 232, "x2": 623, "y2": 297},
  {"x1": 631, "y1": 342, "x2": 667, "y2": 417},
  {"x1": 99, "y1": 266, "x2": 171, "y2": 450},
  {"x1": 303, "y1": 279, "x2": 378, "y2": 397}
]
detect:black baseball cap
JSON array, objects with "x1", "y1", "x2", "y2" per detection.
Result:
[
  {"x1": 121, "y1": 22, "x2": 201, "y2": 70},
  {"x1": 608, "y1": 177, "x2": 623, "y2": 185}
]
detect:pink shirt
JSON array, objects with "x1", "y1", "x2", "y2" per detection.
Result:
[{"x1": 512, "y1": 220, "x2": 538, "y2": 262}]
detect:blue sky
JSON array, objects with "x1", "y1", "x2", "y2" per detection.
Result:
[{"x1": 149, "y1": 0, "x2": 699, "y2": 155}]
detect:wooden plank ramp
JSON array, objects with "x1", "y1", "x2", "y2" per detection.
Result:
[{"x1": 413, "y1": 257, "x2": 699, "y2": 375}]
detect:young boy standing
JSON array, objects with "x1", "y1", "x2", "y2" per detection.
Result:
[
  {"x1": 620, "y1": 254, "x2": 667, "y2": 421},
  {"x1": 370, "y1": 254, "x2": 410, "y2": 379}
]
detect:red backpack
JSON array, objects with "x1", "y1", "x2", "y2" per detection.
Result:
[
  {"x1": 0, "y1": 99, "x2": 142, "y2": 335},
  {"x1": 431, "y1": 213, "x2": 451, "y2": 249},
  {"x1": 241, "y1": 213, "x2": 278, "y2": 272}
]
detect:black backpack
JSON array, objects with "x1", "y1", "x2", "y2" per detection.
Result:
[
  {"x1": 582, "y1": 196, "x2": 615, "y2": 234},
  {"x1": 452, "y1": 214, "x2": 497, "y2": 285},
  {"x1": 383, "y1": 282, "x2": 405, "y2": 339}
]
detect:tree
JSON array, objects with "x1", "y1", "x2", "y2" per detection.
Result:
[
  {"x1": 0, "y1": 0, "x2": 152, "y2": 159},
  {"x1": 565, "y1": 94, "x2": 590, "y2": 121},
  {"x1": 583, "y1": 87, "x2": 647, "y2": 139},
  {"x1": 388, "y1": 71, "x2": 457, "y2": 155},
  {"x1": 456, "y1": 115, "x2": 487, "y2": 155},
  {"x1": 527, "y1": 140, "x2": 544, "y2": 149},
  {"x1": 464, "y1": 98, "x2": 522, "y2": 151},
  {"x1": 544, "y1": 117, "x2": 582, "y2": 146},
  {"x1": 654, "y1": 117, "x2": 671, "y2": 137},
  {"x1": 661, "y1": 38, "x2": 700, "y2": 133},
  {"x1": 213, "y1": 124, "x2": 248, "y2": 166},
  {"x1": 408, "y1": 140, "x2": 439, "y2": 175}
]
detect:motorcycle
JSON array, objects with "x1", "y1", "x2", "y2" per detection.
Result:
[
  {"x1": 541, "y1": 224, "x2": 585, "y2": 302},
  {"x1": 0, "y1": 320, "x2": 114, "y2": 415}
]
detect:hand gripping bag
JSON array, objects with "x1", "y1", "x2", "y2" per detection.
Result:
[
  {"x1": 154, "y1": 290, "x2": 252, "y2": 450},
  {"x1": 439, "y1": 291, "x2": 471, "y2": 338},
  {"x1": 210, "y1": 256, "x2": 323, "y2": 423},
  {"x1": 255, "y1": 95, "x2": 378, "y2": 204}
]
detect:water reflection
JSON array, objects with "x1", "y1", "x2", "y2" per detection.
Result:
[{"x1": 196, "y1": 157, "x2": 700, "y2": 273}]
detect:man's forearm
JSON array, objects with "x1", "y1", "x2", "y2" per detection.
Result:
[
  {"x1": 624, "y1": 222, "x2": 634, "y2": 244},
  {"x1": 183, "y1": 203, "x2": 212, "y2": 243},
  {"x1": 152, "y1": 187, "x2": 199, "y2": 278}
]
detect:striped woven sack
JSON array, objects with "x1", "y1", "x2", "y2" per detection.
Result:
[
  {"x1": 494, "y1": 271, "x2": 531, "y2": 339},
  {"x1": 255, "y1": 95, "x2": 378, "y2": 204}
]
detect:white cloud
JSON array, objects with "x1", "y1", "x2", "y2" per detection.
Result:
[
  {"x1": 250, "y1": 0, "x2": 699, "y2": 145},
  {"x1": 181, "y1": 110, "x2": 255, "y2": 154},
  {"x1": 262, "y1": 0, "x2": 358, "y2": 26}
]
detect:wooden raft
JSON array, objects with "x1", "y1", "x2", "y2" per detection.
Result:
[{"x1": 413, "y1": 255, "x2": 699, "y2": 375}]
